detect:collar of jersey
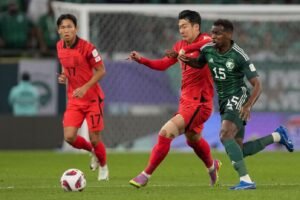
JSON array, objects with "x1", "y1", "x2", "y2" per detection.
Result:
[{"x1": 63, "y1": 36, "x2": 79, "y2": 49}]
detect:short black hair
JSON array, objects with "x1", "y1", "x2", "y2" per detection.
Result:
[
  {"x1": 213, "y1": 19, "x2": 234, "y2": 32},
  {"x1": 22, "y1": 72, "x2": 30, "y2": 81},
  {"x1": 56, "y1": 14, "x2": 77, "y2": 27},
  {"x1": 178, "y1": 10, "x2": 201, "y2": 26}
]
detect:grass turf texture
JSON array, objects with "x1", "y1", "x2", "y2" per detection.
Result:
[{"x1": 0, "y1": 151, "x2": 299, "y2": 200}]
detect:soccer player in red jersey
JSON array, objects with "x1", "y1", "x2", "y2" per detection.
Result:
[
  {"x1": 128, "y1": 10, "x2": 221, "y2": 188},
  {"x1": 56, "y1": 14, "x2": 108, "y2": 181}
]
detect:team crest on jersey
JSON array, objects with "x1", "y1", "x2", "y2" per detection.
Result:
[{"x1": 225, "y1": 59, "x2": 235, "y2": 71}]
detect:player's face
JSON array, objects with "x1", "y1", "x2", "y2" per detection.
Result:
[
  {"x1": 58, "y1": 19, "x2": 78, "y2": 43},
  {"x1": 211, "y1": 25, "x2": 231, "y2": 48},
  {"x1": 178, "y1": 19, "x2": 200, "y2": 43}
]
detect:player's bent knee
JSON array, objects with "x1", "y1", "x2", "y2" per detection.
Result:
[
  {"x1": 220, "y1": 129, "x2": 235, "y2": 142},
  {"x1": 185, "y1": 132, "x2": 200, "y2": 142},
  {"x1": 63, "y1": 127, "x2": 78, "y2": 144},
  {"x1": 64, "y1": 134, "x2": 76, "y2": 144},
  {"x1": 159, "y1": 129, "x2": 176, "y2": 139},
  {"x1": 159, "y1": 121, "x2": 180, "y2": 139},
  {"x1": 64, "y1": 130, "x2": 78, "y2": 144}
]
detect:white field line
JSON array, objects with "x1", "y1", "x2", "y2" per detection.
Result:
[{"x1": 1, "y1": 183, "x2": 300, "y2": 190}]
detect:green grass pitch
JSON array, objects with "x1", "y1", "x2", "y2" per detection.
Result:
[{"x1": 0, "y1": 151, "x2": 299, "y2": 200}]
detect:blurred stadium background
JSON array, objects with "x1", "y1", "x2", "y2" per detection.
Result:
[{"x1": 1, "y1": 0, "x2": 300, "y2": 152}]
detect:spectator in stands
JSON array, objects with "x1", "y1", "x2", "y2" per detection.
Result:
[
  {"x1": 8, "y1": 72, "x2": 40, "y2": 116},
  {"x1": 0, "y1": 0, "x2": 26, "y2": 12},
  {"x1": 0, "y1": 0, "x2": 35, "y2": 50},
  {"x1": 37, "y1": 0, "x2": 58, "y2": 56}
]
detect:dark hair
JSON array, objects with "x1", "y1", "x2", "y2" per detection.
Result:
[
  {"x1": 178, "y1": 10, "x2": 201, "y2": 26},
  {"x1": 213, "y1": 19, "x2": 234, "y2": 32},
  {"x1": 22, "y1": 72, "x2": 30, "y2": 81},
  {"x1": 56, "y1": 14, "x2": 77, "y2": 27}
]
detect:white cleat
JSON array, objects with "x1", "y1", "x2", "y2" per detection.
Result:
[
  {"x1": 90, "y1": 152, "x2": 99, "y2": 171},
  {"x1": 98, "y1": 165, "x2": 109, "y2": 181}
]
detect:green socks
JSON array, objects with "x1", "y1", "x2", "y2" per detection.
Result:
[
  {"x1": 242, "y1": 135, "x2": 274, "y2": 157},
  {"x1": 222, "y1": 135, "x2": 274, "y2": 178},
  {"x1": 223, "y1": 139, "x2": 248, "y2": 177}
]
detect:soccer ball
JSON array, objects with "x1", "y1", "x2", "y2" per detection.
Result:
[{"x1": 60, "y1": 168, "x2": 86, "y2": 192}]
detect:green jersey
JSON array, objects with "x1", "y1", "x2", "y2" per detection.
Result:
[{"x1": 198, "y1": 41, "x2": 258, "y2": 100}]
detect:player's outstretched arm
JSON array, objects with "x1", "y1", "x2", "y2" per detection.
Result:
[
  {"x1": 178, "y1": 54, "x2": 205, "y2": 69},
  {"x1": 128, "y1": 51, "x2": 142, "y2": 62},
  {"x1": 182, "y1": 36, "x2": 212, "y2": 54},
  {"x1": 128, "y1": 50, "x2": 176, "y2": 71},
  {"x1": 165, "y1": 49, "x2": 178, "y2": 59}
]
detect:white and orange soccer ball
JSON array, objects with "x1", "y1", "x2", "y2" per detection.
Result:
[{"x1": 60, "y1": 168, "x2": 86, "y2": 192}]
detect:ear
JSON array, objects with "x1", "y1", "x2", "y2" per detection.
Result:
[
  {"x1": 194, "y1": 23, "x2": 200, "y2": 31},
  {"x1": 227, "y1": 32, "x2": 233, "y2": 39}
]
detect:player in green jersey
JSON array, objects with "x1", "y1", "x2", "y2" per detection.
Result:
[{"x1": 172, "y1": 19, "x2": 294, "y2": 190}]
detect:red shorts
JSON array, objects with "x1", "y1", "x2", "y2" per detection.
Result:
[
  {"x1": 177, "y1": 98, "x2": 213, "y2": 133},
  {"x1": 63, "y1": 101, "x2": 104, "y2": 132}
]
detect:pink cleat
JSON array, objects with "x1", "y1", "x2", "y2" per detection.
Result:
[
  {"x1": 209, "y1": 159, "x2": 222, "y2": 186},
  {"x1": 129, "y1": 172, "x2": 149, "y2": 188}
]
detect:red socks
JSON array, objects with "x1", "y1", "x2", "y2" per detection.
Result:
[
  {"x1": 144, "y1": 135, "x2": 172, "y2": 175},
  {"x1": 71, "y1": 135, "x2": 93, "y2": 152},
  {"x1": 187, "y1": 138, "x2": 213, "y2": 168},
  {"x1": 93, "y1": 141, "x2": 107, "y2": 167},
  {"x1": 70, "y1": 136, "x2": 106, "y2": 166}
]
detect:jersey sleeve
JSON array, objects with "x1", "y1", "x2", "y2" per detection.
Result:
[
  {"x1": 139, "y1": 56, "x2": 177, "y2": 71},
  {"x1": 196, "y1": 54, "x2": 207, "y2": 65},
  {"x1": 240, "y1": 57, "x2": 258, "y2": 80},
  {"x1": 196, "y1": 45, "x2": 208, "y2": 65},
  {"x1": 183, "y1": 35, "x2": 212, "y2": 53},
  {"x1": 138, "y1": 42, "x2": 177, "y2": 71},
  {"x1": 86, "y1": 44, "x2": 103, "y2": 68}
]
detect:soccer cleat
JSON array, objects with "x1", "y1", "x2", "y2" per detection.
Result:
[
  {"x1": 129, "y1": 172, "x2": 149, "y2": 188},
  {"x1": 209, "y1": 159, "x2": 222, "y2": 186},
  {"x1": 90, "y1": 152, "x2": 99, "y2": 171},
  {"x1": 229, "y1": 181, "x2": 256, "y2": 190},
  {"x1": 276, "y1": 125, "x2": 294, "y2": 152},
  {"x1": 98, "y1": 165, "x2": 109, "y2": 181}
]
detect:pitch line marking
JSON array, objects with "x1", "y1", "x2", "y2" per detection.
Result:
[{"x1": 1, "y1": 183, "x2": 300, "y2": 190}]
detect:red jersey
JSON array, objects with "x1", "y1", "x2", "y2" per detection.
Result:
[
  {"x1": 57, "y1": 37, "x2": 104, "y2": 105},
  {"x1": 139, "y1": 33, "x2": 214, "y2": 103}
]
